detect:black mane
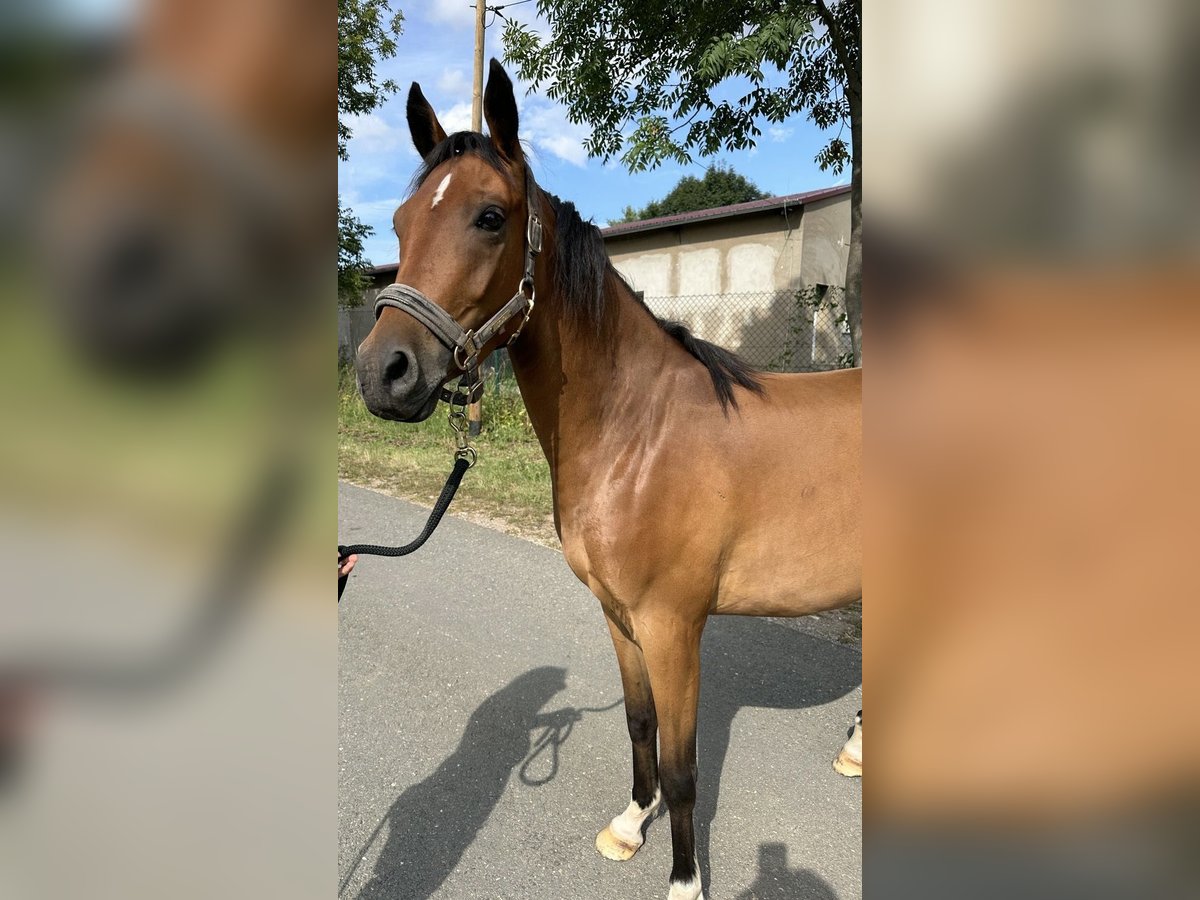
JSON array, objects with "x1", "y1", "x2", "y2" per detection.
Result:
[
  {"x1": 411, "y1": 133, "x2": 764, "y2": 412},
  {"x1": 411, "y1": 131, "x2": 510, "y2": 193},
  {"x1": 545, "y1": 191, "x2": 764, "y2": 413}
]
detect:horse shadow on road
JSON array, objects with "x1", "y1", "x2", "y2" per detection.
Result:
[
  {"x1": 342, "y1": 665, "x2": 587, "y2": 900},
  {"x1": 694, "y1": 617, "x2": 861, "y2": 899},
  {"x1": 733, "y1": 842, "x2": 841, "y2": 900},
  {"x1": 341, "y1": 619, "x2": 859, "y2": 900}
]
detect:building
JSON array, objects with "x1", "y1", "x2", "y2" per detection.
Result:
[
  {"x1": 348, "y1": 184, "x2": 852, "y2": 371},
  {"x1": 600, "y1": 185, "x2": 851, "y2": 369}
]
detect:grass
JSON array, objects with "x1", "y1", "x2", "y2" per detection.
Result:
[{"x1": 338, "y1": 364, "x2": 559, "y2": 546}]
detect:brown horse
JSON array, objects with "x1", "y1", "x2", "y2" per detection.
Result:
[{"x1": 355, "y1": 60, "x2": 862, "y2": 900}]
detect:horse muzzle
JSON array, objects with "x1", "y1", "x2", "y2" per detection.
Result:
[{"x1": 354, "y1": 337, "x2": 446, "y2": 422}]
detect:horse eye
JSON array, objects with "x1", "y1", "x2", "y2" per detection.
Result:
[{"x1": 476, "y1": 209, "x2": 505, "y2": 232}]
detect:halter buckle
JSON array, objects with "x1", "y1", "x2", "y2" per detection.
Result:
[{"x1": 527, "y1": 214, "x2": 543, "y2": 255}]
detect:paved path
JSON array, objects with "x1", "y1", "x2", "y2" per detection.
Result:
[{"x1": 339, "y1": 482, "x2": 861, "y2": 900}]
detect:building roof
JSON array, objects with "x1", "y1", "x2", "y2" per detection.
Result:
[
  {"x1": 362, "y1": 183, "x2": 850, "y2": 277},
  {"x1": 599, "y1": 184, "x2": 850, "y2": 239},
  {"x1": 365, "y1": 262, "x2": 400, "y2": 277}
]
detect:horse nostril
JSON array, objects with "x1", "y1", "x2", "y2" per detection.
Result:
[
  {"x1": 100, "y1": 225, "x2": 169, "y2": 306},
  {"x1": 383, "y1": 349, "x2": 410, "y2": 385}
]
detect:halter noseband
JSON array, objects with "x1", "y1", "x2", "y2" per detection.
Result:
[{"x1": 373, "y1": 168, "x2": 543, "y2": 405}]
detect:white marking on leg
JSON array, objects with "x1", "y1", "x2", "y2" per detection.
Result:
[
  {"x1": 833, "y1": 711, "x2": 863, "y2": 776},
  {"x1": 842, "y1": 715, "x2": 862, "y2": 766},
  {"x1": 430, "y1": 172, "x2": 452, "y2": 208},
  {"x1": 609, "y1": 788, "x2": 660, "y2": 845},
  {"x1": 667, "y1": 860, "x2": 704, "y2": 900}
]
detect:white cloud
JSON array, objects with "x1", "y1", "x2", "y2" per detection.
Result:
[
  {"x1": 536, "y1": 133, "x2": 588, "y2": 167},
  {"x1": 768, "y1": 125, "x2": 795, "y2": 143},
  {"x1": 343, "y1": 112, "x2": 414, "y2": 158},
  {"x1": 353, "y1": 196, "x2": 405, "y2": 218},
  {"x1": 436, "y1": 67, "x2": 471, "y2": 97},
  {"x1": 425, "y1": 0, "x2": 475, "y2": 29},
  {"x1": 438, "y1": 101, "x2": 474, "y2": 134},
  {"x1": 521, "y1": 98, "x2": 590, "y2": 167}
]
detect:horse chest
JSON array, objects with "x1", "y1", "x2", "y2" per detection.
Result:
[{"x1": 559, "y1": 517, "x2": 635, "y2": 599}]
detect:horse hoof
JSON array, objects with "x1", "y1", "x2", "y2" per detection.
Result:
[
  {"x1": 833, "y1": 748, "x2": 862, "y2": 777},
  {"x1": 596, "y1": 824, "x2": 643, "y2": 861}
]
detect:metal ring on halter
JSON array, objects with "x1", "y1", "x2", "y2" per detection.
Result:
[{"x1": 453, "y1": 341, "x2": 478, "y2": 374}]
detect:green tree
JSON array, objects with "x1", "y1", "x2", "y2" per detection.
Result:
[
  {"x1": 338, "y1": 0, "x2": 403, "y2": 304},
  {"x1": 618, "y1": 164, "x2": 767, "y2": 222},
  {"x1": 503, "y1": 0, "x2": 862, "y2": 364},
  {"x1": 338, "y1": 198, "x2": 374, "y2": 305}
]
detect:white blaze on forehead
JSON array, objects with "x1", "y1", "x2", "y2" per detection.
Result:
[{"x1": 431, "y1": 173, "x2": 453, "y2": 208}]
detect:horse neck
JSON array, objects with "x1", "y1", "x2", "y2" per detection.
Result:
[{"x1": 506, "y1": 264, "x2": 675, "y2": 474}]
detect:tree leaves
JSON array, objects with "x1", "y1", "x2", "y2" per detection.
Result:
[
  {"x1": 501, "y1": 0, "x2": 859, "y2": 173},
  {"x1": 338, "y1": 1, "x2": 403, "y2": 299},
  {"x1": 815, "y1": 137, "x2": 848, "y2": 173},
  {"x1": 338, "y1": 198, "x2": 375, "y2": 305},
  {"x1": 619, "y1": 164, "x2": 767, "y2": 222},
  {"x1": 338, "y1": 0, "x2": 403, "y2": 161}
]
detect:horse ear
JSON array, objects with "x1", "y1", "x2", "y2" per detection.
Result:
[
  {"x1": 407, "y1": 83, "x2": 447, "y2": 159},
  {"x1": 483, "y1": 59, "x2": 522, "y2": 162}
]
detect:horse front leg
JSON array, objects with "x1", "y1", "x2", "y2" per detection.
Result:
[
  {"x1": 596, "y1": 614, "x2": 661, "y2": 861},
  {"x1": 640, "y1": 615, "x2": 705, "y2": 900}
]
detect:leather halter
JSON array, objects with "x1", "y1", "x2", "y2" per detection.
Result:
[{"x1": 373, "y1": 167, "x2": 543, "y2": 405}]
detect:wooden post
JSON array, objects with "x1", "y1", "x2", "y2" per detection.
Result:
[
  {"x1": 472, "y1": 1, "x2": 486, "y2": 132},
  {"x1": 467, "y1": 0, "x2": 487, "y2": 436}
]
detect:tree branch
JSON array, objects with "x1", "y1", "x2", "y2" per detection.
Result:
[{"x1": 811, "y1": 0, "x2": 856, "y2": 95}]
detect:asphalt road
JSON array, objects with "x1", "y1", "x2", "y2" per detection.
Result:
[{"x1": 339, "y1": 482, "x2": 862, "y2": 900}]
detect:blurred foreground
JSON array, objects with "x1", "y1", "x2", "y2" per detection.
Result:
[
  {"x1": 867, "y1": 1, "x2": 1199, "y2": 897},
  {"x1": 0, "y1": 2, "x2": 332, "y2": 898}
]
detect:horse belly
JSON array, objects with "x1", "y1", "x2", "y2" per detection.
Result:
[
  {"x1": 714, "y1": 568, "x2": 859, "y2": 617},
  {"x1": 713, "y1": 522, "x2": 861, "y2": 617}
]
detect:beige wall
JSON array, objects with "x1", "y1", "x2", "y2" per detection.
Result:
[
  {"x1": 602, "y1": 193, "x2": 849, "y2": 298},
  {"x1": 600, "y1": 194, "x2": 851, "y2": 365},
  {"x1": 796, "y1": 194, "x2": 851, "y2": 287}
]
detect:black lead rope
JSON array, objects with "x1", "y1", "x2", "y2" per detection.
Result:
[
  {"x1": 337, "y1": 455, "x2": 471, "y2": 601},
  {"x1": 340, "y1": 166, "x2": 542, "y2": 602}
]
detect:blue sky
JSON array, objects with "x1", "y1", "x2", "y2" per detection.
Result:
[{"x1": 339, "y1": 0, "x2": 849, "y2": 267}]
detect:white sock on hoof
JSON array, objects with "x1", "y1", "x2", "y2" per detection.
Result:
[
  {"x1": 841, "y1": 713, "x2": 862, "y2": 765},
  {"x1": 667, "y1": 862, "x2": 703, "y2": 900},
  {"x1": 608, "y1": 788, "x2": 660, "y2": 845}
]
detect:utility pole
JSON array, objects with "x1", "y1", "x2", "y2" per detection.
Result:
[
  {"x1": 472, "y1": 0, "x2": 486, "y2": 133},
  {"x1": 467, "y1": 0, "x2": 486, "y2": 436}
]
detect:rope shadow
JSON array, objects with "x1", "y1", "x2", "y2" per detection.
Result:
[{"x1": 518, "y1": 697, "x2": 622, "y2": 787}]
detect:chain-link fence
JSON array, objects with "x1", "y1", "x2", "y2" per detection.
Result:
[
  {"x1": 642, "y1": 285, "x2": 854, "y2": 372},
  {"x1": 341, "y1": 284, "x2": 855, "y2": 378}
]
